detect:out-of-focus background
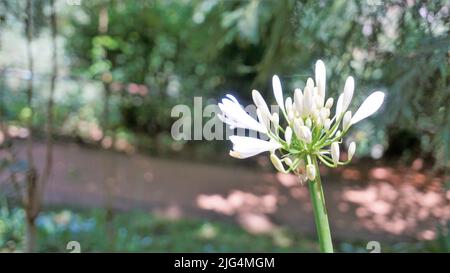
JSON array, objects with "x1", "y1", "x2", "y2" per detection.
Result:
[{"x1": 0, "y1": 0, "x2": 449, "y2": 253}]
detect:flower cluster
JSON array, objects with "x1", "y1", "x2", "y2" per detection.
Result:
[{"x1": 218, "y1": 60, "x2": 384, "y2": 183}]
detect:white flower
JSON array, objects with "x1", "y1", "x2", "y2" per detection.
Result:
[
  {"x1": 351, "y1": 91, "x2": 385, "y2": 125},
  {"x1": 229, "y1": 136, "x2": 281, "y2": 159},
  {"x1": 218, "y1": 59, "x2": 385, "y2": 180},
  {"x1": 331, "y1": 142, "x2": 340, "y2": 164},
  {"x1": 218, "y1": 94, "x2": 268, "y2": 133}
]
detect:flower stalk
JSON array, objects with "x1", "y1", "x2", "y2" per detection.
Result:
[
  {"x1": 308, "y1": 157, "x2": 333, "y2": 253},
  {"x1": 217, "y1": 59, "x2": 385, "y2": 253}
]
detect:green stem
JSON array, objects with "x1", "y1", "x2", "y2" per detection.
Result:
[{"x1": 308, "y1": 156, "x2": 334, "y2": 253}]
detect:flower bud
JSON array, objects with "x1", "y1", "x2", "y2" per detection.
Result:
[
  {"x1": 343, "y1": 111, "x2": 352, "y2": 131},
  {"x1": 294, "y1": 117, "x2": 304, "y2": 127},
  {"x1": 331, "y1": 142, "x2": 340, "y2": 164},
  {"x1": 306, "y1": 164, "x2": 316, "y2": 181},
  {"x1": 315, "y1": 59, "x2": 326, "y2": 99},
  {"x1": 311, "y1": 107, "x2": 320, "y2": 122},
  {"x1": 285, "y1": 97, "x2": 293, "y2": 111},
  {"x1": 342, "y1": 76, "x2": 354, "y2": 113},
  {"x1": 325, "y1": 98, "x2": 334, "y2": 109},
  {"x1": 315, "y1": 93, "x2": 324, "y2": 109},
  {"x1": 270, "y1": 153, "x2": 286, "y2": 173},
  {"x1": 348, "y1": 142, "x2": 356, "y2": 160},
  {"x1": 285, "y1": 97, "x2": 294, "y2": 121},
  {"x1": 271, "y1": 112, "x2": 279, "y2": 124},
  {"x1": 256, "y1": 109, "x2": 269, "y2": 129},
  {"x1": 252, "y1": 89, "x2": 271, "y2": 120},
  {"x1": 305, "y1": 118, "x2": 312, "y2": 128},
  {"x1": 294, "y1": 123, "x2": 312, "y2": 143},
  {"x1": 316, "y1": 115, "x2": 322, "y2": 127},
  {"x1": 320, "y1": 108, "x2": 330, "y2": 121},
  {"x1": 294, "y1": 88, "x2": 303, "y2": 115},
  {"x1": 303, "y1": 78, "x2": 314, "y2": 116},
  {"x1": 285, "y1": 127, "x2": 293, "y2": 145},
  {"x1": 283, "y1": 157, "x2": 293, "y2": 167},
  {"x1": 272, "y1": 113, "x2": 279, "y2": 135},
  {"x1": 324, "y1": 119, "x2": 331, "y2": 131}
]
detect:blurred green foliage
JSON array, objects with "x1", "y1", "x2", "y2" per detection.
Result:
[
  {"x1": 1, "y1": 205, "x2": 448, "y2": 253},
  {"x1": 0, "y1": 0, "x2": 449, "y2": 168},
  {"x1": 62, "y1": 0, "x2": 450, "y2": 168},
  {"x1": 1, "y1": 0, "x2": 448, "y2": 254},
  {"x1": 0, "y1": 206, "x2": 318, "y2": 252}
]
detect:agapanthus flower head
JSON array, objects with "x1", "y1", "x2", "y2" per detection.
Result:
[{"x1": 218, "y1": 60, "x2": 385, "y2": 182}]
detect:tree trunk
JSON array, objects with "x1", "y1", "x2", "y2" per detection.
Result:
[
  {"x1": 25, "y1": 216, "x2": 37, "y2": 253},
  {"x1": 39, "y1": 0, "x2": 57, "y2": 196},
  {"x1": 24, "y1": 0, "x2": 38, "y2": 253}
]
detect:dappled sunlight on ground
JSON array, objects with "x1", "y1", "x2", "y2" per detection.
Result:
[
  {"x1": 1, "y1": 142, "x2": 448, "y2": 242},
  {"x1": 154, "y1": 204, "x2": 183, "y2": 220},
  {"x1": 341, "y1": 183, "x2": 449, "y2": 239},
  {"x1": 194, "y1": 160, "x2": 449, "y2": 240},
  {"x1": 196, "y1": 190, "x2": 278, "y2": 233}
]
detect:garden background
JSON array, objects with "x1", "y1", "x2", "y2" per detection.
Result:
[{"x1": 0, "y1": 0, "x2": 449, "y2": 252}]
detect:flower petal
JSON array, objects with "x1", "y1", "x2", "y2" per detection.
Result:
[
  {"x1": 226, "y1": 94, "x2": 240, "y2": 105},
  {"x1": 229, "y1": 136, "x2": 281, "y2": 159},
  {"x1": 315, "y1": 60, "x2": 326, "y2": 99},
  {"x1": 272, "y1": 75, "x2": 285, "y2": 114},
  {"x1": 293, "y1": 123, "x2": 312, "y2": 143},
  {"x1": 220, "y1": 97, "x2": 268, "y2": 133},
  {"x1": 342, "y1": 111, "x2": 352, "y2": 131},
  {"x1": 252, "y1": 90, "x2": 271, "y2": 120},
  {"x1": 303, "y1": 78, "x2": 315, "y2": 116},
  {"x1": 285, "y1": 127, "x2": 292, "y2": 145},
  {"x1": 335, "y1": 93, "x2": 344, "y2": 117},
  {"x1": 348, "y1": 142, "x2": 356, "y2": 160},
  {"x1": 351, "y1": 91, "x2": 385, "y2": 125},
  {"x1": 306, "y1": 164, "x2": 316, "y2": 180},
  {"x1": 331, "y1": 142, "x2": 340, "y2": 164},
  {"x1": 270, "y1": 153, "x2": 286, "y2": 173},
  {"x1": 342, "y1": 76, "x2": 354, "y2": 113},
  {"x1": 294, "y1": 88, "x2": 303, "y2": 115},
  {"x1": 255, "y1": 109, "x2": 267, "y2": 129}
]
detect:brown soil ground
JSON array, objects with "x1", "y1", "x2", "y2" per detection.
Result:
[{"x1": 2, "y1": 141, "x2": 449, "y2": 243}]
